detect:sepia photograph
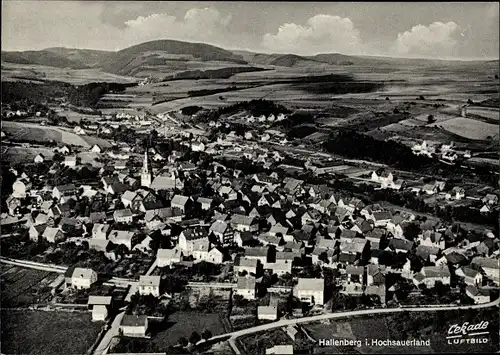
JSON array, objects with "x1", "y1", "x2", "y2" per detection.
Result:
[{"x1": 0, "y1": 1, "x2": 499, "y2": 354}]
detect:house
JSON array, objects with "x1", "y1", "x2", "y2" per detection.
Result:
[
  {"x1": 91, "y1": 305, "x2": 108, "y2": 322},
  {"x1": 113, "y1": 209, "x2": 133, "y2": 224},
  {"x1": 465, "y1": 286, "x2": 492, "y2": 304},
  {"x1": 471, "y1": 257, "x2": 499, "y2": 284},
  {"x1": 34, "y1": 153, "x2": 46, "y2": 163},
  {"x1": 63, "y1": 156, "x2": 77, "y2": 168},
  {"x1": 157, "y1": 248, "x2": 182, "y2": 267},
  {"x1": 120, "y1": 315, "x2": 148, "y2": 337},
  {"x1": 446, "y1": 187, "x2": 465, "y2": 200},
  {"x1": 234, "y1": 231, "x2": 255, "y2": 247},
  {"x1": 191, "y1": 141, "x2": 205, "y2": 152},
  {"x1": 29, "y1": 224, "x2": 47, "y2": 242},
  {"x1": 244, "y1": 247, "x2": 269, "y2": 264},
  {"x1": 171, "y1": 195, "x2": 191, "y2": 212},
  {"x1": 482, "y1": 194, "x2": 498, "y2": 206},
  {"x1": 42, "y1": 227, "x2": 65, "y2": 243},
  {"x1": 138, "y1": 276, "x2": 161, "y2": 297},
  {"x1": 418, "y1": 231, "x2": 445, "y2": 250},
  {"x1": 258, "y1": 233, "x2": 283, "y2": 247},
  {"x1": 210, "y1": 220, "x2": 233, "y2": 245},
  {"x1": 197, "y1": 197, "x2": 213, "y2": 210},
  {"x1": 65, "y1": 267, "x2": 98, "y2": 289},
  {"x1": 366, "y1": 265, "x2": 386, "y2": 286},
  {"x1": 109, "y1": 230, "x2": 137, "y2": 250},
  {"x1": 52, "y1": 184, "x2": 76, "y2": 201},
  {"x1": 121, "y1": 190, "x2": 137, "y2": 208},
  {"x1": 388, "y1": 238, "x2": 414, "y2": 254},
  {"x1": 456, "y1": 266, "x2": 483, "y2": 286},
  {"x1": 412, "y1": 265, "x2": 451, "y2": 287},
  {"x1": 235, "y1": 276, "x2": 257, "y2": 300},
  {"x1": 88, "y1": 295, "x2": 112, "y2": 321},
  {"x1": 258, "y1": 306, "x2": 278, "y2": 321},
  {"x1": 92, "y1": 224, "x2": 111, "y2": 240},
  {"x1": 234, "y1": 256, "x2": 259, "y2": 275},
  {"x1": 90, "y1": 144, "x2": 102, "y2": 153},
  {"x1": 370, "y1": 211, "x2": 393, "y2": 227},
  {"x1": 266, "y1": 260, "x2": 293, "y2": 276},
  {"x1": 230, "y1": 214, "x2": 257, "y2": 232},
  {"x1": 296, "y1": 278, "x2": 324, "y2": 305},
  {"x1": 6, "y1": 196, "x2": 21, "y2": 216},
  {"x1": 178, "y1": 227, "x2": 210, "y2": 255}
]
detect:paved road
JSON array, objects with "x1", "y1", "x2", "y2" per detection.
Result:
[
  {"x1": 207, "y1": 298, "x2": 500, "y2": 342},
  {"x1": 94, "y1": 312, "x2": 125, "y2": 355},
  {"x1": 0, "y1": 257, "x2": 67, "y2": 273}
]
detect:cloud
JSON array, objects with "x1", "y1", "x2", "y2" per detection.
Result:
[
  {"x1": 262, "y1": 14, "x2": 362, "y2": 55},
  {"x1": 394, "y1": 22, "x2": 461, "y2": 57},
  {"x1": 121, "y1": 8, "x2": 231, "y2": 46}
]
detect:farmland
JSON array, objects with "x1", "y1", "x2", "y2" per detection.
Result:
[
  {"x1": 0, "y1": 265, "x2": 59, "y2": 307},
  {"x1": 0, "y1": 310, "x2": 103, "y2": 355},
  {"x1": 428, "y1": 117, "x2": 499, "y2": 140},
  {"x1": 1, "y1": 62, "x2": 137, "y2": 85},
  {"x1": 2, "y1": 121, "x2": 112, "y2": 148},
  {"x1": 110, "y1": 312, "x2": 227, "y2": 353},
  {"x1": 0, "y1": 146, "x2": 55, "y2": 163}
]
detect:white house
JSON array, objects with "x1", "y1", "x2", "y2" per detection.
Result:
[
  {"x1": 63, "y1": 156, "x2": 77, "y2": 168},
  {"x1": 66, "y1": 267, "x2": 98, "y2": 289},
  {"x1": 138, "y1": 276, "x2": 161, "y2": 297},
  {"x1": 157, "y1": 248, "x2": 182, "y2": 267},
  {"x1": 258, "y1": 306, "x2": 278, "y2": 321},
  {"x1": 296, "y1": 278, "x2": 324, "y2": 305},
  {"x1": 120, "y1": 315, "x2": 148, "y2": 337},
  {"x1": 412, "y1": 266, "x2": 451, "y2": 287},
  {"x1": 235, "y1": 276, "x2": 256, "y2": 300},
  {"x1": 113, "y1": 209, "x2": 133, "y2": 224}
]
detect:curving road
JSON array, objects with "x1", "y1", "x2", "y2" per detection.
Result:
[{"x1": 207, "y1": 297, "x2": 500, "y2": 342}]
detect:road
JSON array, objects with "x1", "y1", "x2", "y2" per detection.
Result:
[
  {"x1": 0, "y1": 257, "x2": 67, "y2": 273},
  {"x1": 95, "y1": 260, "x2": 158, "y2": 355},
  {"x1": 207, "y1": 298, "x2": 500, "y2": 342}
]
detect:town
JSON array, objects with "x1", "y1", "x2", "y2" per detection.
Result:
[{"x1": 1, "y1": 2, "x2": 499, "y2": 355}]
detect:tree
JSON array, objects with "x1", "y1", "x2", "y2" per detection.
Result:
[
  {"x1": 189, "y1": 331, "x2": 201, "y2": 345},
  {"x1": 427, "y1": 115, "x2": 436, "y2": 124},
  {"x1": 201, "y1": 329, "x2": 212, "y2": 341}
]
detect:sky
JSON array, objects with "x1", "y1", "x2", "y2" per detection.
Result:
[{"x1": 2, "y1": 1, "x2": 499, "y2": 60}]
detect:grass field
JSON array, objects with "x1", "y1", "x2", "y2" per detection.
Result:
[
  {"x1": 1, "y1": 146, "x2": 55, "y2": 163},
  {"x1": 150, "y1": 312, "x2": 226, "y2": 348},
  {"x1": 1, "y1": 310, "x2": 103, "y2": 355},
  {"x1": 429, "y1": 117, "x2": 499, "y2": 140},
  {"x1": 467, "y1": 106, "x2": 499, "y2": 121},
  {"x1": 1, "y1": 62, "x2": 137, "y2": 85}
]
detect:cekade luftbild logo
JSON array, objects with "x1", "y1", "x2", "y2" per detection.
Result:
[{"x1": 447, "y1": 321, "x2": 490, "y2": 344}]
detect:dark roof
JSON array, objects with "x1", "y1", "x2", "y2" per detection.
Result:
[{"x1": 121, "y1": 314, "x2": 148, "y2": 327}]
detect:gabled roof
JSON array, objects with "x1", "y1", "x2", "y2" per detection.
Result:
[
  {"x1": 230, "y1": 214, "x2": 255, "y2": 226},
  {"x1": 171, "y1": 195, "x2": 190, "y2": 206},
  {"x1": 157, "y1": 248, "x2": 182, "y2": 259},
  {"x1": 297, "y1": 278, "x2": 324, "y2": 291},
  {"x1": 210, "y1": 220, "x2": 229, "y2": 234},
  {"x1": 372, "y1": 211, "x2": 393, "y2": 221},
  {"x1": 234, "y1": 256, "x2": 258, "y2": 268},
  {"x1": 121, "y1": 314, "x2": 148, "y2": 327},
  {"x1": 113, "y1": 209, "x2": 133, "y2": 218},
  {"x1": 182, "y1": 227, "x2": 209, "y2": 240},
  {"x1": 244, "y1": 246, "x2": 268, "y2": 258},
  {"x1": 237, "y1": 276, "x2": 256, "y2": 289}
]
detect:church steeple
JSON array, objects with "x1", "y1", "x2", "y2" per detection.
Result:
[{"x1": 141, "y1": 151, "x2": 152, "y2": 187}]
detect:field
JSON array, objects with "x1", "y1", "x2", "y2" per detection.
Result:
[
  {"x1": 467, "y1": 106, "x2": 499, "y2": 120},
  {"x1": 1, "y1": 146, "x2": 55, "y2": 163},
  {"x1": 428, "y1": 117, "x2": 499, "y2": 140},
  {"x1": 0, "y1": 265, "x2": 59, "y2": 307},
  {"x1": 151, "y1": 312, "x2": 226, "y2": 347},
  {"x1": 1, "y1": 309, "x2": 103, "y2": 355},
  {"x1": 1, "y1": 62, "x2": 137, "y2": 85},
  {"x1": 2, "y1": 121, "x2": 112, "y2": 148}
]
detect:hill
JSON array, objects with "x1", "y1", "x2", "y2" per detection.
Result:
[
  {"x1": 44, "y1": 48, "x2": 114, "y2": 67},
  {"x1": 1, "y1": 50, "x2": 90, "y2": 69},
  {"x1": 99, "y1": 39, "x2": 248, "y2": 75}
]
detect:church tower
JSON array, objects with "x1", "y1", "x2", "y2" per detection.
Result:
[{"x1": 141, "y1": 151, "x2": 152, "y2": 188}]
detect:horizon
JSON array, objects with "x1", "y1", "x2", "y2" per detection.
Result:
[{"x1": 2, "y1": 2, "x2": 498, "y2": 60}]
